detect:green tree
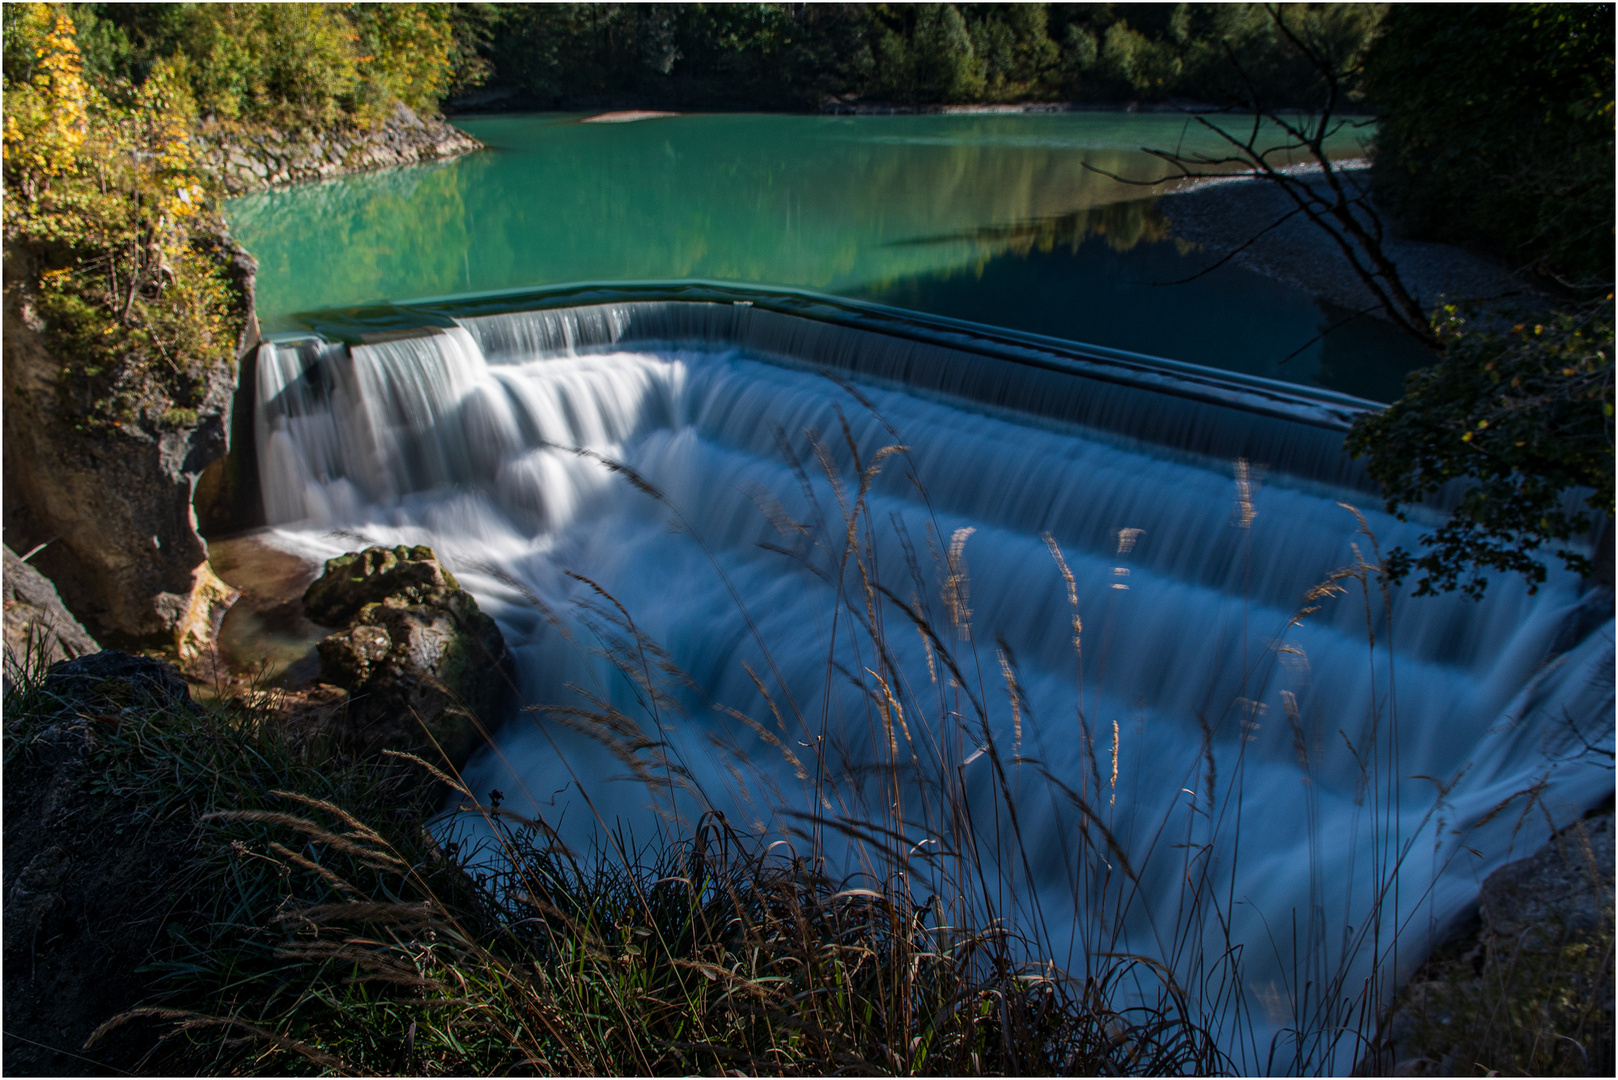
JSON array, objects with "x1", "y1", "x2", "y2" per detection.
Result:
[
  {"x1": 912, "y1": 3, "x2": 984, "y2": 102},
  {"x1": 1346, "y1": 302, "x2": 1614, "y2": 596},
  {"x1": 55, "y1": 3, "x2": 471, "y2": 130},
  {"x1": 1365, "y1": 3, "x2": 1614, "y2": 293},
  {"x1": 1347, "y1": 4, "x2": 1615, "y2": 595},
  {"x1": 3, "y1": 4, "x2": 249, "y2": 432}
]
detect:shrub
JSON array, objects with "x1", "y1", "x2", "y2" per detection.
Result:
[{"x1": 3, "y1": 6, "x2": 248, "y2": 433}]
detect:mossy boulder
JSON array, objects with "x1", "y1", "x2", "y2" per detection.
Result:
[
  {"x1": 304, "y1": 544, "x2": 459, "y2": 624},
  {"x1": 304, "y1": 546, "x2": 509, "y2": 770}
]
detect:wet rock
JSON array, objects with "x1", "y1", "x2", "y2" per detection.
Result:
[
  {"x1": 304, "y1": 544, "x2": 454, "y2": 625},
  {"x1": 3, "y1": 544, "x2": 98, "y2": 675},
  {"x1": 304, "y1": 546, "x2": 510, "y2": 769}
]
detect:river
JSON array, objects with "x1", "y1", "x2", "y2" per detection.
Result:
[{"x1": 224, "y1": 113, "x2": 1612, "y2": 1070}]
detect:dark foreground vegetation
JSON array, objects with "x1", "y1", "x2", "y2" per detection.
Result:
[{"x1": 3, "y1": 642, "x2": 1226, "y2": 1076}]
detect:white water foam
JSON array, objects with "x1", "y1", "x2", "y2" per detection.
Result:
[{"x1": 252, "y1": 319, "x2": 1613, "y2": 1069}]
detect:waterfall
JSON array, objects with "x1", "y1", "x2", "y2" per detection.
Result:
[{"x1": 253, "y1": 304, "x2": 1613, "y2": 1069}]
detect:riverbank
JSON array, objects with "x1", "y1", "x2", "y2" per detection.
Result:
[
  {"x1": 1156, "y1": 162, "x2": 1544, "y2": 329},
  {"x1": 197, "y1": 102, "x2": 482, "y2": 195}
]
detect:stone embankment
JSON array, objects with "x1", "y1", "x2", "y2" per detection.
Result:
[{"x1": 197, "y1": 101, "x2": 482, "y2": 195}]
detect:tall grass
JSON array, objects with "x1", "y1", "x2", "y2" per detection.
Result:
[{"x1": 9, "y1": 395, "x2": 1603, "y2": 1076}]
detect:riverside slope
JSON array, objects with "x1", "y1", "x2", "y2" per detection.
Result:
[{"x1": 2, "y1": 104, "x2": 481, "y2": 662}]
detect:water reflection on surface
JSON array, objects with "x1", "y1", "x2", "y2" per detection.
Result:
[
  {"x1": 228, "y1": 112, "x2": 1424, "y2": 399},
  {"x1": 894, "y1": 198, "x2": 1182, "y2": 256},
  {"x1": 856, "y1": 197, "x2": 1431, "y2": 401}
]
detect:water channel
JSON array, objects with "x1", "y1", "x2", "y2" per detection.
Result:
[{"x1": 221, "y1": 113, "x2": 1612, "y2": 1069}]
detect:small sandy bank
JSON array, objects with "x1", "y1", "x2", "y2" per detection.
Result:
[{"x1": 581, "y1": 110, "x2": 681, "y2": 124}]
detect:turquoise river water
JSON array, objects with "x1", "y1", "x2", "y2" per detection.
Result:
[{"x1": 228, "y1": 111, "x2": 1428, "y2": 402}]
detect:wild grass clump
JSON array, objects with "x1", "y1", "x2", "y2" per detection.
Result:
[{"x1": 4, "y1": 648, "x2": 1218, "y2": 1076}]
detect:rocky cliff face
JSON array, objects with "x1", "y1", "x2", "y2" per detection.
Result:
[
  {"x1": 4, "y1": 105, "x2": 479, "y2": 661},
  {"x1": 197, "y1": 101, "x2": 482, "y2": 195},
  {"x1": 1, "y1": 235, "x2": 257, "y2": 658}
]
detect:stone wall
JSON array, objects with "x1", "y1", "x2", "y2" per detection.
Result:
[{"x1": 196, "y1": 102, "x2": 482, "y2": 195}]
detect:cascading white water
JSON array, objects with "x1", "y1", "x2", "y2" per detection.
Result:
[{"x1": 253, "y1": 310, "x2": 1613, "y2": 1069}]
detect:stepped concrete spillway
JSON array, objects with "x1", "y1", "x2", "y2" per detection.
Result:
[{"x1": 245, "y1": 288, "x2": 1612, "y2": 1069}]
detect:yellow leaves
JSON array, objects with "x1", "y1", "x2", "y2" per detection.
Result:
[{"x1": 3, "y1": 5, "x2": 91, "y2": 183}]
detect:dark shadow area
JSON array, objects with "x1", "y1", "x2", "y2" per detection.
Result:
[{"x1": 853, "y1": 211, "x2": 1433, "y2": 402}]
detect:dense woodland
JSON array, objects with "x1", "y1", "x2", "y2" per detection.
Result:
[{"x1": 2, "y1": 2, "x2": 1613, "y2": 593}]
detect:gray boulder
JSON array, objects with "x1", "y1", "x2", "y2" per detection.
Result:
[
  {"x1": 3, "y1": 544, "x2": 98, "y2": 677},
  {"x1": 305, "y1": 546, "x2": 510, "y2": 769}
]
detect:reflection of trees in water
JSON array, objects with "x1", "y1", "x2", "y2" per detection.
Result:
[
  {"x1": 229, "y1": 157, "x2": 475, "y2": 319},
  {"x1": 897, "y1": 197, "x2": 1187, "y2": 259},
  {"x1": 231, "y1": 116, "x2": 1364, "y2": 322}
]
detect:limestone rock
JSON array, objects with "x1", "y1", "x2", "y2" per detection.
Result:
[
  {"x1": 304, "y1": 546, "x2": 510, "y2": 769},
  {"x1": 3, "y1": 543, "x2": 98, "y2": 675},
  {"x1": 2, "y1": 234, "x2": 255, "y2": 657}
]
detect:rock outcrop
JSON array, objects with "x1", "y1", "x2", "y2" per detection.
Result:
[
  {"x1": 197, "y1": 101, "x2": 482, "y2": 195},
  {"x1": 1381, "y1": 810, "x2": 1615, "y2": 1076},
  {"x1": 1, "y1": 234, "x2": 257, "y2": 658},
  {"x1": 3, "y1": 543, "x2": 98, "y2": 675},
  {"x1": 304, "y1": 545, "x2": 510, "y2": 770}
]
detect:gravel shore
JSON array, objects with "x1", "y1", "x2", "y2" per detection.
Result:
[{"x1": 1156, "y1": 162, "x2": 1543, "y2": 322}]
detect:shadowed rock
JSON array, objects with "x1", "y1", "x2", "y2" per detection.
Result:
[{"x1": 3, "y1": 544, "x2": 99, "y2": 676}]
